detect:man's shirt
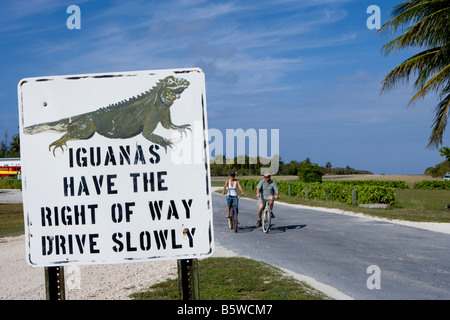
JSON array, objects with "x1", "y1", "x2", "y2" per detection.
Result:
[{"x1": 256, "y1": 179, "x2": 279, "y2": 197}]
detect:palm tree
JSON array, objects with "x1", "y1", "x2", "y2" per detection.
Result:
[{"x1": 379, "y1": 0, "x2": 450, "y2": 148}]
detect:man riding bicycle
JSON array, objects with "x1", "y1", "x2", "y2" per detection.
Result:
[{"x1": 256, "y1": 174, "x2": 279, "y2": 227}]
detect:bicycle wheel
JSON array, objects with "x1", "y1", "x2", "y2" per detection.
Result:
[
  {"x1": 228, "y1": 205, "x2": 234, "y2": 229},
  {"x1": 232, "y1": 209, "x2": 238, "y2": 233},
  {"x1": 262, "y1": 207, "x2": 271, "y2": 233}
]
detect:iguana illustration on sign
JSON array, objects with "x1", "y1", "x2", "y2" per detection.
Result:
[{"x1": 24, "y1": 75, "x2": 191, "y2": 155}]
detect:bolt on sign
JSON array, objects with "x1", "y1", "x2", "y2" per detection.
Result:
[{"x1": 18, "y1": 68, "x2": 214, "y2": 267}]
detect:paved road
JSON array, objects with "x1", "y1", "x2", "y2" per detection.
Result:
[{"x1": 212, "y1": 193, "x2": 450, "y2": 300}]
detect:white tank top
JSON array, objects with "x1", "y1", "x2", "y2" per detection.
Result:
[{"x1": 227, "y1": 180, "x2": 238, "y2": 196}]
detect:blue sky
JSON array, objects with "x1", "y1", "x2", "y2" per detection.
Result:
[{"x1": 0, "y1": 0, "x2": 448, "y2": 174}]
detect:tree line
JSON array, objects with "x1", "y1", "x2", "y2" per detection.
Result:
[
  {"x1": 209, "y1": 155, "x2": 372, "y2": 177},
  {"x1": 424, "y1": 147, "x2": 450, "y2": 178},
  {"x1": 0, "y1": 133, "x2": 20, "y2": 158}
]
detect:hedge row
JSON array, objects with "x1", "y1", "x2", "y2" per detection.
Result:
[
  {"x1": 322, "y1": 180, "x2": 408, "y2": 189},
  {"x1": 413, "y1": 180, "x2": 450, "y2": 190},
  {"x1": 239, "y1": 179, "x2": 396, "y2": 206}
]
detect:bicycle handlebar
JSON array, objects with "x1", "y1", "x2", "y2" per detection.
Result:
[{"x1": 258, "y1": 195, "x2": 278, "y2": 201}]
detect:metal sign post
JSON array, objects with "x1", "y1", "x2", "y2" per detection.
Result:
[
  {"x1": 178, "y1": 259, "x2": 199, "y2": 300},
  {"x1": 45, "y1": 266, "x2": 65, "y2": 300}
]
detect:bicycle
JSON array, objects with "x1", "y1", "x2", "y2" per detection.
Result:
[
  {"x1": 227, "y1": 196, "x2": 239, "y2": 233},
  {"x1": 260, "y1": 195, "x2": 275, "y2": 233}
]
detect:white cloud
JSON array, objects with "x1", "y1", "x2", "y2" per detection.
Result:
[{"x1": 189, "y1": 2, "x2": 243, "y2": 20}]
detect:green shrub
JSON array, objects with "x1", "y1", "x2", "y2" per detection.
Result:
[
  {"x1": 413, "y1": 180, "x2": 450, "y2": 190},
  {"x1": 298, "y1": 163, "x2": 323, "y2": 183},
  {"x1": 240, "y1": 179, "x2": 396, "y2": 205}
]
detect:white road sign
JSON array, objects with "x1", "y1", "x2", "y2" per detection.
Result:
[{"x1": 18, "y1": 68, "x2": 214, "y2": 267}]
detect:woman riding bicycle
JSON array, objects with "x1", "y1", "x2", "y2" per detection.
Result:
[{"x1": 222, "y1": 171, "x2": 245, "y2": 219}]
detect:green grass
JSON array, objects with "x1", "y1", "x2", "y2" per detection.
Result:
[
  {"x1": 211, "y1": 180, "x2": 226, "y2": 187},
  {"x1": 396, "y1": 189, "x2": 450, "y2": 211},
  {"x1": 0, "y1": 179, "x2": 22, "y2": 189},
  {"x1": 131, "y1": 257, "x2": 330, "y2": 300},
  {"x1": 0, "y1": 203, "x2": 24, "y2": 237}
]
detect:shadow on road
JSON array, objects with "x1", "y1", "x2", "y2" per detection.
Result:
[
  {"x1": 236, "y1": 224, "x2": 307, "y2": 234},
  {"x1": 268, "y1": 224, "x2": 307, "y2": 234}
]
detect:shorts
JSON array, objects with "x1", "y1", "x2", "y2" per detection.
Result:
[
  {"x1": 226, "y1": 196, "x2": 238, "y2": 209},
  {"x1": 257, "y1": 198, "x2": 268, "y2": 208},
  {"x1": 257, "y1": 196, "x2": 273, "y2": 208}
]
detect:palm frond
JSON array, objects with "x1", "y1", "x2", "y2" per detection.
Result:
[
  {"x1": 380, "y1": 0, "x2": 449, "y2": 36},
  {"x1": 414, "y1": 44, "x2": 449, "y2": 90},
  {"x1": 410, "y1": 55, "x2": 450, "y2": 103},
  {"x1": 380, "y1": 47, "x2": 440, "y2": 93},
  {"x1": 380, "y1": 5, "x2": 450, "y2": 53},
  {"x1": 428, "y1": 93, "x2": 450, "y2": 148},
  {"x1": 380, "y1": 0, "x2": 450, "y2": 148}
]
